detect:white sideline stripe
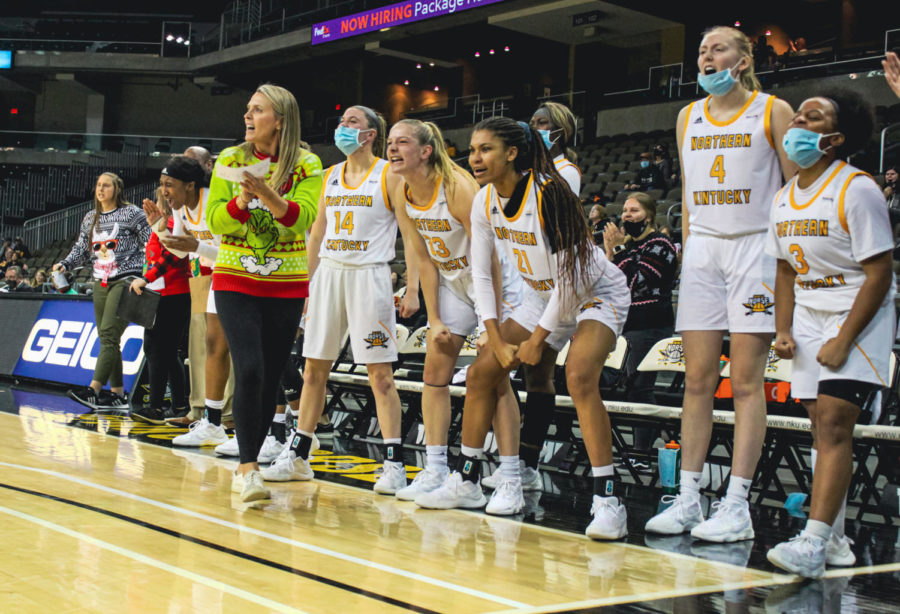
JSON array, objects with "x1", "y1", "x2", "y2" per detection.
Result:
[
  {"x1": 0, "y1": 460, "x2": 530, "y2": 609},
  {"x1": 0, "y1": 503, "x2": 306, "y2": 614}
]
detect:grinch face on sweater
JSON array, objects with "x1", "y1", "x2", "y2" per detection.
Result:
[{"x1": 239, "y1": 201, "x2": 283, "y2": 275}]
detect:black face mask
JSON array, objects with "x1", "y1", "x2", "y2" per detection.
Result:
[{"x1": 623, "y1": 220, "x2": 647, "y2": 237}]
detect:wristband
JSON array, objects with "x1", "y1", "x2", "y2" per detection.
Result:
[{"x1": 612, "y1": 244, "x2": 626, "y2": 254}]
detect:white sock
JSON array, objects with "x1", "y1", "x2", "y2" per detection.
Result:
[
  {"x1": 591, "y1": 464, "x2": 615, "y2": 477},
  {"x1": 425, "y1": 445, "x2": 448, "y2": 470},
  {"x1": 810, "y1": 447, "x2": 847, "y2": 539},
  {"x1": 273, "y1": 413, "x2": 286, "y2": 423},
  {"x1": 803, "y1": 518, "x2": 832, "y2": 541},
  {"x1": 460, "y1": 444, "x2": 483, "y2": 459},
  {"x1": 384, "y1": 437, "x2": 401, "y2": 444},
  {"x1": 725, "y1": 475, "x2": 752, "y2": 507},
  {"x1": 205, "y1": 398, "x2": 225, "y2": 410},
  {"x1": 500, "y1": 455, "x2": 520, "y2": 479},
  {"x1": 680, "y1": 470, "x2": 702, "y2": 505}
]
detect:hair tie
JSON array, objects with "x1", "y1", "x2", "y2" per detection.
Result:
[{"x1": 516, "y1": 121, "x2": 533, "y2": 145}]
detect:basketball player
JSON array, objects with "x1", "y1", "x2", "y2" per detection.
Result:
[
  {"x1": 766, "y1": 90, "x2": 893, "y2": 578},
  {"x1": 480, "y1": 100, "x2": 582, "y2": 492},
  {"x1": 416, "y1": 117, "x2": 632, "y2": 540},
  {"x1": 386, "y1": 118, "x2": 526, "y2": 514},
  {"x1": 530, "y1": 101, "x2": 581, "y2": 195},
  {"x1": 263, "y1": 105, "x2": 420, "y2": 494},
  {"x1": 644, "y1": 26, "x2": 796, "y2": 542}
]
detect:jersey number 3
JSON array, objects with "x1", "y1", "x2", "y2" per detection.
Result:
[
  {"x1": 788, "y1": 244, "x2": 809, "y2": 274},
  {"x1": 710, "y1": 155, "x2": 726, "y2": 184}
]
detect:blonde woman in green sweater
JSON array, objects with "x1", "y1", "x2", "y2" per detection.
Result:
[{"x1": 207, "y1": 84, "x2": 323, "y2": 502}]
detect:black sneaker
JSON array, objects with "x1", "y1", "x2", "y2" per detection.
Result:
[
  {"x1": 97, "y1": 391, "x2": 130, "y2": 410},
  {"x1": 68, "y1": 387, "x2": 99, "y2": 411},
  {"x1": 130, "y1": 407, "x2": 167, "y2": 425}
]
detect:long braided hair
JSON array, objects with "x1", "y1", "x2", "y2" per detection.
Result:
[{"x1": 473, "y1": 116, "x2": 593, "y2": 296}]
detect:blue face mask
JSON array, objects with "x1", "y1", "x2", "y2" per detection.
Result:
[
  {"x1": 334, "y1": 125, "x2": 372, "y2": 156},
  {"x1": 697, "y1": 61, "x2": 742, "y2": 96},
  {"x1": 640, "y1": 160, "x2": 650, "y2": 168},
  {"x1": 537, "y1": 128, "x2": 562, "y2": 150},
  {"x1": 782, "y1": 128, "x2": 840, "y2": 169}
]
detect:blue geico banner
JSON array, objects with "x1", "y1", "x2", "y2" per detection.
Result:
[{"x1": 13, "y1": 300, "x2": 145, "y2": 392}]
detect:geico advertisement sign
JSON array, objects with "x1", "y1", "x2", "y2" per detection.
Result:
[{"x1": 14, "y1": 300, "x2": 144, "y2": 390}]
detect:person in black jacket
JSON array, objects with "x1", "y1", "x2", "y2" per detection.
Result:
[
  {"x1": 603, "y1": 192, "x2": 678, "y2": 465},
  {"x1": 624, "y1": 152, "x2": 667, "y2": 192}
]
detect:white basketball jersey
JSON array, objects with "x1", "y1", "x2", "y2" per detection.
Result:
[
  {"x1": 482, "y1": 173, "x2": 556, "y2": 300},
  {"x1": 554, "y1": 154, "x2": 581, "y2": 196},
  {"x1": 682, "y1": 91, "x2": 782, "y2": 236},
  {"x1": 768, "y1": 161, "x2": 895, "y2": 312},
  {"x1": 320, "y1": 158, "x2": 396, "y2": 265},
  {"x1": 173, "y1": 188, "x2": 219, "y2": 270},
  {"x1": 405, "y1": 178, "x2": 473, "y2": 299}
]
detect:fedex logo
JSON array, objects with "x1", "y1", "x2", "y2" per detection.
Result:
[
  {"x1": 20, "y1": 318, "x2": 143, "y2": 375},
  {"x1": 314, "y1": 25, "x2": 330, "y2": 38}
]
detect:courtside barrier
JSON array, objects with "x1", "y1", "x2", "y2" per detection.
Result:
[{"x1": 0, "y1": 293, "x2": 146, "y2": 393}]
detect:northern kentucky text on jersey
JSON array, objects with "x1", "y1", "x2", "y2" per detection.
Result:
[
  {"x1": 415, "y1": 218, "x2": 453, "y2": 232},
  {"x1": 775, "y1": 219, "x2": 830, "y2": 238},
  {"x1": 492, "y1": 226, "x2": 538, "y2": 246},
  {"x1": 325, "y1": 194, "x2": 373, "y2": 207},
  {"x1": 690, "y1": 133, "x2": 753, "y2": 150}
]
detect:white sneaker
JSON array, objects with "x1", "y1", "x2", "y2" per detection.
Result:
[
  {"x1": 767, "y1": 533, "x2": 827, "y2": 578},
  {"x1": 214, "y1": 436, "x2": 239, "y2": 457},
  {"x1": 261, "y1": 450, "x2": 314, "y2": 482},
  {"x1": 691, "y1": 500, "x2": 754, "y2": 542},
  {"x1": 395, "y1": 465, "x2": 449, "y2": 501},
  {"x1": 480, "y1": 464, "x2": 504, "y2": 489},
  {"x1": 644, "y1": 495, "x2": 704, "y2": 534},
  {"x1": 482, "y1": 461, "x2": 542, "y2": 491},
  {"x1": 585, "y1": 495, "x2": 627, "y2": 540},
  {"x1": 373, "y1": 462, "x2": 408, "y2": 495},
  {"x1": 240, "y1": 470, "x2": 270, "y2": 502},
  {"x1": 520, "y1": 466, "x2": 543, "y2": 491},
  {"x1": 172, "y1": 418, "x2": 228, "y2": 447},
  {"x1": 231, "y1": 470, "x2": 245, "y2": 493},
  {"x1": 257, "y1": 435, "x2": 284, "y2": 464},
  {"x1": 486, "y1": 477, "x2": 525, "y2": 515},
  {"x1": 414, "y1": 472, "x2": 487, "y2": 509},
  {"x1": 826, "y1": 534, "x2": 856, "y2": 567}
]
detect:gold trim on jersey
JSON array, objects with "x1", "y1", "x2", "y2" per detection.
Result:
[
  {"x1": 763, "y1": 95, "x2": 776, "y2": 149},
  {"x1": 340, "y1": 157, "x2": 379, "y2": 191},
  {"x1": 554, "y1": 158, "x2": 580, "y2": 177},
  {"x1": 381, "y1": 162, "x2": 392, "y2": 211},
  {"x1": 703, "y1": 91, "x2": 759, "y2": 128},
  {"x1": 184, "y1": 188, "x2": 204, "y2": 226},
  {"x1": 499, "y1": 173, "x2": 535, "y2": 223},
  {"x1": 680, "y1": 101, "x2": 696, "y2": 150},
  {"x1": 837, "y1": 171, "x2": 871, "y2": 233},
  {"x1": 405, "y1": 177, "x2": 441, "y2": 212},
  {"x1": 788, "y1": 161, "x2": 846, "y2": 210}
]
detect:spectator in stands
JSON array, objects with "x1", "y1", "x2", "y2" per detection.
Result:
[
  {"x1": 652, "y1": 144, "x2": 673, "y2": 186},
  {"x1": 0, "y1": 247, "x2": 13, "y2": 274},
  {"x1": 530, "y1": 101, "x2": 581, "y2": 195},
  {"x1": 603, "y1": 193, "x2": 678, "y2": 469},
  {"x1": 13, "y1": 236, "x2": 30, "y2": 258},
  {"x1": 54, "y1": 172, "x2": 151, "y2": 411},
  {"x1": 624, "y1": 152, "x2": 666, "y2": 192},
  {"x1": 1, "y1": 249, "x2": 28, "y2": 276},
  {"x1": 767, "y1": 89, "x2": 888, "y2": 579},
  {"x1": 2, "y1": 265, "x2": 31, "y2": 292},
  {"x1": 30, "y1": 268, "x2": 47, "y2": 290},
  {"x1": 884, "y1": 166, "x2": 900, "y2": 229},
  {"x1": 884, "y1": 52, "x2": 900, "y2": 99},
  {"x1": 588, "y1": 203, "x2": 606, "y2": 245},
  {"x1": 444, "y1": 138, "x2": 457, "y2": 158}
]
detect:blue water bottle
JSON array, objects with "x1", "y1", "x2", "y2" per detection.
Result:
[{"x1": 657, "y1": 441, "x2": 681, "y2": 511}]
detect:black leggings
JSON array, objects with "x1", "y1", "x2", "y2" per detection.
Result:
[
  {"x1": 143, "y1": 293, "x2": 190, "y2": 409},
  {"x1": 276, "y1": 355, "x2": 303, "y2": 406},
  {"x1": 216, "y1": 291, "x2": 303, "y2": 464}
]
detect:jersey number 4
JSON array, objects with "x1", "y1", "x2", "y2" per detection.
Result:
[
  {"x1": 710, "y1": 155, "x2": 726, "y2": 184},
  {"x1": 334, "y1": 211, "x2": 354, "y2": 234}
]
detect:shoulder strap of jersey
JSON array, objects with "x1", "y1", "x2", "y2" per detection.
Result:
[
  {"x1": 679, "y1": 101, "x2": 696, "y2": 151},
  {"x1": 837, "y1": 170, "x2": 873, "y2": 233},
  {"x1": 381, "y1": 160, "x2": 392, "y2": 211},
  {"x1": 763, "y1": 94, "x2": 777, "y2": 150}
]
